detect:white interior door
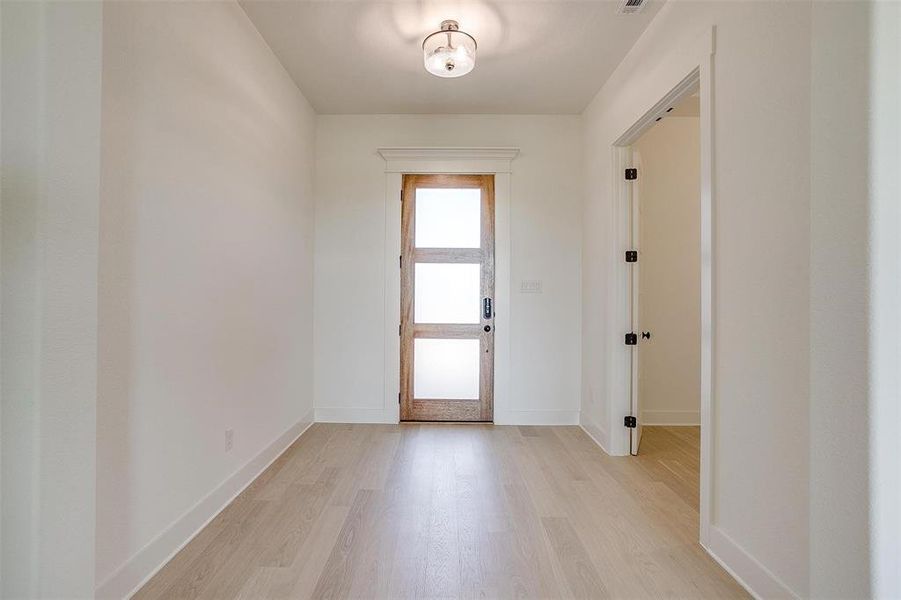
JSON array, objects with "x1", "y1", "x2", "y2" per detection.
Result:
[{"x1": 630, "y1": 151, "x2": 642, "y2": 455}]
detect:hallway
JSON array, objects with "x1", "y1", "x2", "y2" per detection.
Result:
[
  {"x1": 136, "y1": 424, "x2": 744, "y2": 599},
  {"x1": 2, "y1": 2, "x2": 898, "y2": 597}
]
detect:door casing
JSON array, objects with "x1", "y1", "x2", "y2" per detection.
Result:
[{"x1": 377, "y1": 147, "x2": 517, "y2": 425}]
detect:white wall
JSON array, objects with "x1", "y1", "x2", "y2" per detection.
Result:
[
  {"x1": 1, "y1": 2, "x2": 103, "y2": 597},
  {"x1": 94, "y1": 3, "x2": 316, "y2": 596},
  {"x1": 868, "y1": 4, "x2": 901, "y2": 597},
  {"x1": 314, "y1": 115, "x2": 582, "y2": 424},
  {"x1": 581, "y1": 1, "x2": 811, "y2": 596},
  {"x1": 633, "y1": 117, "x2": 700, "y2": 425},
  {"x1": 809, "y1": 2, "x2": 872, "y2": 595},
  {"x1": 809, "y1": 2, "x2": 901, "y2": 597}
]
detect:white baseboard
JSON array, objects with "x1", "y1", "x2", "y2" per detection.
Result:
[
  {"x1": 704, "y1": 525, "x2": 800, "y2": 600},
  {"x1": 495, "y1": 409, "x2": 580, "y2": 426},
  {"x1": 579, "y1": 420, "x2": 612, "y2": 454},
  {"x1": 315, "y1": 407, "x2": 579, "y2": 426},
  {"x1": 95, "y1": 410, "x2": 315, "y2": 600},
  {"x1": 314, "y1": 406, "x2": 394, "y2": 423},
  {"x1": 640, "y1": 409, "x2": 700, "y2": 426}
]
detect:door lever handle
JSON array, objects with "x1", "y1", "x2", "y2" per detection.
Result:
[{"x1": 483, "y1": 297, "x2": 493, "y2": 319}]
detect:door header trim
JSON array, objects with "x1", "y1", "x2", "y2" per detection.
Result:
[{"x1": 377, "y1": 147, "x2": 520, "y2": 173}]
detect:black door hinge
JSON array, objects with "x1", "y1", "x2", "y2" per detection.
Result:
[
  {"x1": 399, "y1": 324, "x2": 402, "y2": 336},
  {"x1": 625, "y1": 168, "x2": 638, "y2": 180},
  {"x1": 625, "y1": 250, "x2": 638, "y2": 263},
  {"x1": 398, "y1": 392, "x2": 401, "y2": 404},
  {"x1": 625, "y1": 332, "x2": 637, "y2": 345},
  {"x1": 399, "y1": 255, "x2": 402, "y2": 268},
  {"x1": 624, "y1": 416, "x2": 637, "y2": 428}
]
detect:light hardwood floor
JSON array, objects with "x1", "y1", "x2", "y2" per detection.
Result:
[{"x1": 135, "y1": 424, "x2": 747, "y2": 599}]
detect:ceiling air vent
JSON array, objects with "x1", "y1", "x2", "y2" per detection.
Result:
[{"x1": 617, "y1": 0, "x2": 648, "y2": 14}]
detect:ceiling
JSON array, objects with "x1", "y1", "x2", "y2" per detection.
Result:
[{"x1": 239, "y1": 1, "x2": 664, "y2": 114}]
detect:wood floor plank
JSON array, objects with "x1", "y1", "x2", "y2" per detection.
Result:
[
  {"x1": 135, "y1": 423, "x2": 748, "y2": 600},
  {"x1": 421, "y1": 428, "x2": 462, "y2": 598},
  {"x1": 275, "y1": 505, "x2": 351, "y2": 598},
  {"x1": 542, "y1": 516, "x2": 610, "y2": 599},
  {"x1": 310, "y1": 488, "x2": 377, "y2": 599}
]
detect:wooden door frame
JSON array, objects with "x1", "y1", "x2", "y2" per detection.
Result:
[
  {"x1": 378, "y1": 147, "x2": 518, "y2": 425},
  {"x1": 399, "y1": 174, "x2": 494, "y2": 421}
]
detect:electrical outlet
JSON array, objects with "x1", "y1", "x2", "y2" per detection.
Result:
[
  {"x1": 225, "y1": 428, "x2": 234, "y2": 452},
  {"x1": 520, "y1": 280, "x2": 543, "y2": 294}
]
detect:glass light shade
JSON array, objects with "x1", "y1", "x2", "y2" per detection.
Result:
[{"x1": 422, "y1": 21, "x2": 477, "y2": 78}]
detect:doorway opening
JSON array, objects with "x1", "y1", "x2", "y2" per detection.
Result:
[
  {"x1": 610, "y1": 53, "x2": 714, "y2": 544},
  {"x1": 399, "y1": 174, "x2": 495, "y2": 421},
  {"x1": 628, "y1": 89, "x2": 701, "y2": 456}
]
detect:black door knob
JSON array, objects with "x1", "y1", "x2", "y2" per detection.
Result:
[{"x1": 484, "y1": 325, "x2": 491, "y2": 332}]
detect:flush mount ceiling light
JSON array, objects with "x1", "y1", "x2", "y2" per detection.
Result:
[{"x1": 422, "y1": 20, "x2": 477, "y2": 78}]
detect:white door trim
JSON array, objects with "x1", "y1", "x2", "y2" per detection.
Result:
[
  {"x1": 378, "y1": 147, "x2": 519, "y2": 424},
  {"x1": 608, "y1": 28, "x2": 715, "y2": 547},
  {"x1": 378, "y1": 147, "x2": 519, "y2": 174}
]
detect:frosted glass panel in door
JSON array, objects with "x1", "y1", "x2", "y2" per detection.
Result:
[
  {"x1": 413, "y1": 338, "x2": 480, "y2": 399},
  {"x1": 414, "y1": 263, "x2": 481, "y2": 324},
  {"x1": 415, "y1": 188, "x2": 481, "y2": 248}
]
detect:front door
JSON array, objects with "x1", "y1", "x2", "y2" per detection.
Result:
[{"x1": 400, "y1": 174, "x2": 495, "y2": 421}]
